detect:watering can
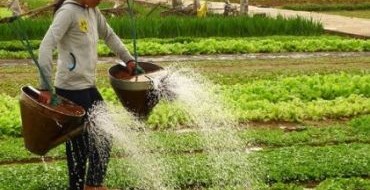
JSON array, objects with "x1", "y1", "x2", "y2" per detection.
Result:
[
  {"x1": 109, "y1": 62, "x2": 167, "y2": 118},
  {"x1": 19, "y1": 86, "x2": 85, "y2": 155}
]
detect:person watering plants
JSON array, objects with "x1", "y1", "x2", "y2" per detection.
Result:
[{"x1": 37, "y1": 0, "x2": 138, "y2": 189}]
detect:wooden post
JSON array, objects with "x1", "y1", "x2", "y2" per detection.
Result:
[
  {"x1": 240, "y1": 0, "x2": 248, "y2": 15},
  {"x1": 172, "y1": 0, "x2": 182, "y2": 9}
]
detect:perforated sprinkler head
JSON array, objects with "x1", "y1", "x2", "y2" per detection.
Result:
[
  {"x1": 135, "y1": 65, "x2": 145, "y2": 75},
  {"x1": 50, "y1": 94, "x2": 61, "y2": 106}
]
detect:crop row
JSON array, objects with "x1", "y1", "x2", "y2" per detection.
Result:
[
  {"x1": 221, "y1": 73, "x2": 370, "y2": 102},
  {"x1": 0, "y1": 15, "x2": 323, "y2": 41},
  {"x1": 0, "y1": 143, "x2": 369, "y2": 189},
  {"x1": 1, "y1": 115, "x2": 369, "y2": 162},
  {"x1": 1, "y1": 36, "x2": 369, "y2": 59},
  {"x1": 0, "y1": 94, "x2": 20, "y2": 137},
  {"x1": 0, "y1": 36, "x2": 360, "y2": 51},
  {"x1": 1, "y1": 92, "x2": 369, "y2": 136},
  {"x1": 1, "y1": 72, "x2": 370, "y2": 135},
  {"x1": 147, "y1": 73, "x2": 370, "y2": 127},
  {"x1": 148, "y1": 93, "x2": 370, "y2": 128}
]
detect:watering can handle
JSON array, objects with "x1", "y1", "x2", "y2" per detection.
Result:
[
  {"x1": 116, "y1": 60, "x2": 145, "y2": 75},
  {"x1": 28, "y1": 86, "x2": 41, "y2": 95},
  {"x1": 27, "y1": 86, "x2": 52, "y2": 104}
]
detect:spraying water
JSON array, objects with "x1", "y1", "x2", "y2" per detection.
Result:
[
  {"x1": 40, "y1": 156, "x2": 49, "y2": 171},
  {"x1": 87, "y1": 102, "x2": 173, "y2": 189},
  {"x1": 85, "y1": 64, "x2": 257, "y2": 189},
  {"x1": 151, "y1": 65, "x2": 256, "y2": 188}
]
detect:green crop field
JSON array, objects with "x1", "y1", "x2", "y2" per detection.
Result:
[
  {"x1": 0, "y1": 0, "x2": 369, "y2": 189},
  {"x1": 1, "y1": 55, "x2": 370, "y2": 189}
]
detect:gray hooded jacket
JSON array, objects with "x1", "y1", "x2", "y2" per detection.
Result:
[{"x1": 38, "y1": 0, "x2": 134, "y2": 90}]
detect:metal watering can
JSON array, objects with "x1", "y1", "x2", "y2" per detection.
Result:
[
  {"x1": 19, "y1": 61, "x2": 166, "y2": 155},
  {"x1": 109, "y1": 62, "x2": 168, "y2": 118},
  {"x1": 19, "y1": 86, "x2": 85, "y2": 155}
]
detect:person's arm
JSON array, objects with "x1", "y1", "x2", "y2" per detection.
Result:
[
  {"x1": 96, "y1": 8, "x2": 134, "y2": 63},
  {"x1": 38, "y1": 9, "x2": 73, "y2": 90}
]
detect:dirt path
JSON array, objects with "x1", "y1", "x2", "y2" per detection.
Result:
[{"x1": 140, "y1": 0, "x2": 370, "y2": 38}]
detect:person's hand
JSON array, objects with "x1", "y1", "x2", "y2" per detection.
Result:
[
  {"x1": 38, "y1": 90, "x2": 51, "y2": 104},
  {"x1": 126, "y1": 60, "x2": 136, "y2": 76}
]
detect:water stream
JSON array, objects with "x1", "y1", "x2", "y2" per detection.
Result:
[
  {"x1": 86, "y1": 64, "x2": 255, "y2": 189},
  {"x1": 87, "y1": 103, "x2": 172, "y2": 189},
  {"x1": 152, "y1": 66, "x2": 255, "y2": 188}
]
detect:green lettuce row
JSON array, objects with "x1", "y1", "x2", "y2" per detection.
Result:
[
  {"x1": 1, "y1": 81, "x2": 370, "y2": 136},
  {"x1": 1, "y1": 115, "x2": 369, "y2": 163},
  {"x1": 1, "y1": 37, "x2": 370, "y2": 58},
  {"x1": 0, "y1": 94, "x2": 21, "y2": 137},
  {"x1": 221, "y1": 73, "x2": 370, "y2": 102},
  {"x1": 316, "y1": 177, "x2": 370, "y2": 190},
  {"x1": 233, "y1": 94, "x2": 370, "y2": 122},
  {"x1": 0, "y1": 143, "x2": 369, "y2": 189},
  {"x1": 0, "y1": 36, "x2": 359, "y2": 51},
  {"x1": 147, "y1": 94, "x2": 370, "y2": 127}
]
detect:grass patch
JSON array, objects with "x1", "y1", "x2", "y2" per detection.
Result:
[
  {"x1": 0, "y1": 7, "x2": 12, "y2": 18},
  {"x1": 24, "y1": 0, "x2": 53, "y2": 10},
  {"x1": 0, "y1": 15, "x2": 323, "y2": 40}
]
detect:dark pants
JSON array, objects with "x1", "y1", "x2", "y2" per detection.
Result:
[{"x1": 56, "y1": 87, "x2": 112, "y2": 190}]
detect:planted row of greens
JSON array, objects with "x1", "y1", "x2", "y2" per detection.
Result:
[
  {"x1": 1, "y1": 36, "x2": 356, "y2": 51},
  {"x1": 1, "y1": 72, "x2": 370, "y2": 135},
  {"x1": 221, "y1": 73, "x2": 370, "y2": 102},
  {"x1": 316, "y1": 177, "x2": 370, "y2": 190},
  {"x1": 223, "y1": 73, "x2": 370, "y2": 122},
  {"x1": 0, "y1": 15, "x2": 323, "y2": 41},
  {"x1": 0, "y1": 94, "x2": 20, "y2": 137},
  {"x1": 147, "y1": 73, "x2": 370, "y2": 126},
  {"x1": 149, "y1": 93, "x2": 370, "y2": 126},
  {"x1": 265, "y1": 178, "x2": 370, "y2": 190},
  {"x1": 0, "y1": 143, "x2": 369, "y2": 188},
  {"x1": 1, "y1": 36, "x2": 370, "y2": 59},
  {"x1": 1, "y1": 56, "x2": 369, "y2": 98},
  {"x1": 1, "y1": 93, "x2": 369, "y2": 136},
  {"x1": 1, "y1": 115, "x2": 369, "y2": 162},
  {"x1": 150, "y1": 116, "x2": 370, "y2": 152}
]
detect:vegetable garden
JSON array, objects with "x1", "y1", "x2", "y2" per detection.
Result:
[{"x1": 0, "y1": 0, "x2": 369, "y2": 189}]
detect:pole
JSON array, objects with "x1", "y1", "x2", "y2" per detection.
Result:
[{"x1": 240, "y1": 0, "x2": 248, "y2": 15}]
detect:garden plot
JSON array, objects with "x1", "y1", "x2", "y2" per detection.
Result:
[{"x1": 0, "y1": 56, "x2": 369, "y2": 189}]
